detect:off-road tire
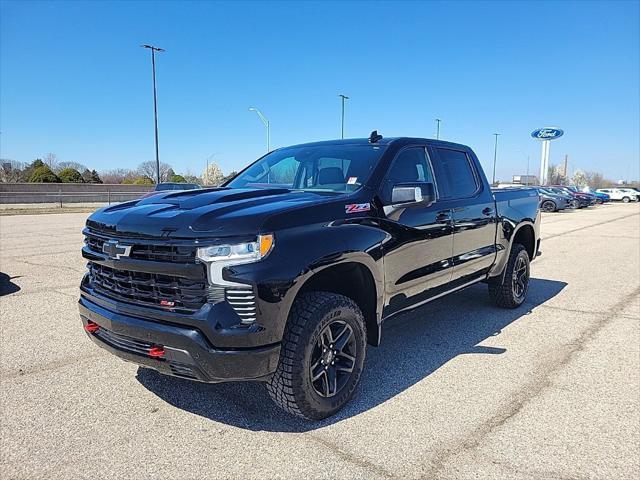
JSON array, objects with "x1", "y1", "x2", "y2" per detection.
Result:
[
  {"x1": 488, "y1": 243, "x2": 530, "y2": 309},
  {"x1": 266, "y1": 292, "x2": 367, "y2": 420}
]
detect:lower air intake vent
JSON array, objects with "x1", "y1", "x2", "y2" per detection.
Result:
[
  {"x1": 169, "y1": 363, "x2": 198, "y2": 379},
  {"x1": 225, "y1": 287, "x2": 257, "y2": 325}
]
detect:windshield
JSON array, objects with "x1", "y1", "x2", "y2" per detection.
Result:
[{"x1": 227, "y1": 144, "x2": 387, "y2": 193}]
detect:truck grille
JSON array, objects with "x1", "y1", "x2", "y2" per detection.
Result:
[
  {"x1": 88, "y1": 263, "x2": 207, "y2": 312},
  {"x1": 84, "y1": 229, "x2": 197, "y2": 264}
]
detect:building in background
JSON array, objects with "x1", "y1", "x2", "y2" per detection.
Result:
[{"x1": 513, "y1": 174, "x2": 539, "y2": 185}]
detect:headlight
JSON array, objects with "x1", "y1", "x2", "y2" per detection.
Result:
[
  {"x1": 197, "y1": 234, "x2": 274, "y2": 287},
  {"x1": 197, "y1": 234, "x2": 274, "y2": 264}
]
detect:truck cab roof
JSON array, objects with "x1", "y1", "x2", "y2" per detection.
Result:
[{"x1": 281, "y1": 137, "x2": 472, "y2": 151}]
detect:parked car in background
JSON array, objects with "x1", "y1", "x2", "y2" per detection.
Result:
[
  {"x1": 596, "y1": 188, "x2": 639, "y2": 203},
  {"x1": 537, "y1": 187, "x2": 572, "y2": 212},
  {"x1": 141, "y1": 182, "x2": 202, "y2": 199},
  {"x1": 618, "y1": 188, "x2": 640, "y2": 201},
  {"x1": 564, "y1": 186, "x2": 599, "y2": 205},
  {"x1": 581, "y1": 187, "x2": 610, "y2": 204},
  {"x1": 545, "y1": 186, "x2": 592, "y2": 208}
]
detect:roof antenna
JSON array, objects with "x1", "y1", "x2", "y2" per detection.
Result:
[{"x1": 369, "y1": 130, "x2": 383, "y2": 144}]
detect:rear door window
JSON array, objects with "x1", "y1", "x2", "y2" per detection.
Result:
[{"x1": 431, "y1": 148, "x2": 479, "y2": 199}]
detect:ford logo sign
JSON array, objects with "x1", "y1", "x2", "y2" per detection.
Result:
[{"x1": 531, "y1": 127, "x2": 564, "y2": 140}]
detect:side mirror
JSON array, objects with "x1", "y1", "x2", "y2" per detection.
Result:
[{"x1": 390, "y1": 182, "x2": 435, "y2": 207}]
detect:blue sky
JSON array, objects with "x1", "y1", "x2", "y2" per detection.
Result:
[{"x1": 1, "y1": 0, "x2": 638, "y2": 182}]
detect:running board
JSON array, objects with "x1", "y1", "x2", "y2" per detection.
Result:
[{"x1": 382, "y1": 276, "x2": 486, "y2": 322}]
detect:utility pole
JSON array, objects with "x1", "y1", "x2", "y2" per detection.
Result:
[
  {"x1": 492, "y1": 133, "x2": 500, "y2": 185},
  {"x1": 435, "y1": 118, "x2": 441, "y2": 140},
  {"x1": 141, "y1": 44, "x2": 165, "y2": 184},
  {"x1": 563, "y1": 154, "x2": 569, "y2": 181},
  {"x1": 338, "y1": 94, "x2": 349, "y2": 139},
  {"x1": 249, "y1": 107, "x2": 270, "y2": 152}
]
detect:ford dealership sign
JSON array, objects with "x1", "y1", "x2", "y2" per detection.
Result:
[{"x1": 531, "y1": 127, "x2": 564, "y2": 140}]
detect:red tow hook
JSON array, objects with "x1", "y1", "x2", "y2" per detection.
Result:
[
  {"x1": 84, "y1": 321, "x2": 100, "y2": 333},
  {"x1": 148, "y1": 346, "x2": 166, "y2": 359}
]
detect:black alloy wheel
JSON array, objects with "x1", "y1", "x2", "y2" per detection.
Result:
[
  {"x1": 309, "y1": 320, "x2": 357, "y2": 398},
  {"x1": 541, "y1": 200, "x2": 556, "y2": 212},
  {"x1": 511, "y1": 255, "x2": 529, "y2": 301},
  {"x1": 488, "y1": 243, "x2": 530, "y2": 308}
]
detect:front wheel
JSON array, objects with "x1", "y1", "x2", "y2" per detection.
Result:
[
  {"x1": 488, "y1": 243, "x2": 530, "y2": 308},
  {"x1": 266, "y1": 292, "x2": 367, "y2": 420},
  {"x1": 622, "y1": 196, "x2": 630, "y2": 203}
]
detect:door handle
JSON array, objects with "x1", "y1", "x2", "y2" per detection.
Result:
[
  {"x1": 436, "y1": 211, "x2": 452, "y2": 222},
  {"x1": 482, "y1": 207, "x2": 494, "y2": 216}
]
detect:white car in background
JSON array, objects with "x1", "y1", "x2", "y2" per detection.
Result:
[{"x1": 596, "y1": 188, "x2": 639, "y2": 203}]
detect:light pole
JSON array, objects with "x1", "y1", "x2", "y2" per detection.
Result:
[
  {"x1": 492, "y1": 133, "x2": 500, "y2": 185},
  {"x1": 435, "y1": 118, "x2": 441, "y2": 140},
  {"x1": 249, "y1": 107, "x2": 270, "y2": 152},
  {"x1": 338, "y1": 94, "x2": 349, "y2": 139},
  {"x1": 141, "y1": 44, "x2": 164, "y2": 184}
]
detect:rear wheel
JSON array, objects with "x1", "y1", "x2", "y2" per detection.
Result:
[
  {"x1": 541, "y1": 200, "x2": 557, "y2": 212},
  {"x1": 266, "y1": 292, "x2": 367, "y2": 420},
  {"x1": 488, "y1": 243, "x2": 530, "y2": 309},
  {"x1": 622, "y1": 196, "x2": 630, "y2": 203}
]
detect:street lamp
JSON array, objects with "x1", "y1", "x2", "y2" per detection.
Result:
[
  {"x1": 435, "y1": 118, "x2": 441, "y2": 140},
  {"x1": 249, "y1": 107, "x2": 270, "y2": 152},
  {"x1": 141, "y1": 44, "x2": 165, "y2": 184},
  {"x1": 492, "y1": 133, "x2": 500, "y2": 185},
  {"x1": 338, "y1": 94, "x2": 349, "y2": 139}
]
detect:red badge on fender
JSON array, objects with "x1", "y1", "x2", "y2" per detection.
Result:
[{"x1": 345, "y1": 203, "x2": 370, "y2": 214}]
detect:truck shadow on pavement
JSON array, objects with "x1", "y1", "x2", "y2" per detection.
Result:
[
  {"x1": 136, "y1": 278, "x2": 566, "y2": 432},
  {"x1": 0, "y1": 272, "x2": 21, "y2": 296}
]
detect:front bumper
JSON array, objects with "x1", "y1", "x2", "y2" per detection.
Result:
[{"x1": 79, "y1": 296, "x2": 281, "y2": 383}]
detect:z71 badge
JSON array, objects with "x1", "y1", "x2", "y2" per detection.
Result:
[{"x1": 345, "y1": 203, "x2": 371, "y2": 214}]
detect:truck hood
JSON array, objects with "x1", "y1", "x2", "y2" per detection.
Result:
[{"x1": 86, "y1": 187, "x2": 342, "y2": 239}]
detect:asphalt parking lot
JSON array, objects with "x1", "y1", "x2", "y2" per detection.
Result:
[{"x1": 1, "y1": 203, "x2": 639, "y2": 479}]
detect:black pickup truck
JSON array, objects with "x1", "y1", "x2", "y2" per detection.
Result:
[{"x1": 79, "y1": 133, "x2": 541, "y2": 419}]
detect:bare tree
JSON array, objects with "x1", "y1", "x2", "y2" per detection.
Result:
[
  {"x1": 547, "y1": 163, "x2": 567, "y2": 185},
  {"x1": 137, "y1": 161, "x2": 173, "y2": 183},
  {"x1": 572, "y1": 170, "x2": 588, "y2": 188},
  {"x1": 55, "y1": 161, "x2": 88, "y2": 174},
  {"x1": 43, "y1": 153, "x2": 59, "y2": 171},
  {"x1": 584, "y1": 171, "x2": 606, "y2": 189},
  {"x1": 0, "y1": 160, "x2": 27, "y2": 182},
  {"x1": 100, "y1": 168, "x2": 136, "y2": 184},
  {"x1": 202, "y1": 162, "x2": 225, "y2": 186}
]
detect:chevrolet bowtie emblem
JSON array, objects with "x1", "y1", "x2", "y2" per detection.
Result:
[{"x1": 102, "y1": 240, "x2": 132, "y2": 259}]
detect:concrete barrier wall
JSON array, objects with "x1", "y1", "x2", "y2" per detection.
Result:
[{"x1": 0, "y1": 183, "x2": 154, "y2": 204}]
